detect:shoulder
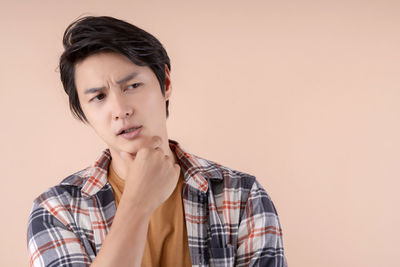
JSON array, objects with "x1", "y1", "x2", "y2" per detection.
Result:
[
  {"x1": 32, "y1": 168, "x2": 89, "y2": 207},
  {"x1": 171, "y1": 140, "x2": 275, "y2": 203},
  {"x1": 28, "y1": 167, "x2": 93, "y2": 233},
  {"x1": 201, "y1": 155, "x2": 256, "y2": 189},
  {"x1": 197, "y1": 154, "x2": 279, "y2": 211},
  {"x1": 27, "y1": 169, "x2": 97, "y2": 266}
]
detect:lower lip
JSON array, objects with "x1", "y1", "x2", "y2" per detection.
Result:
[{"x1": 119, "y1": 127, "x2": 142, "y2": 140}]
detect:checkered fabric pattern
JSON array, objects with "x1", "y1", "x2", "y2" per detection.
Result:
[{"x1": 27, "y1": 139, "x2": 287, "y2": 266}]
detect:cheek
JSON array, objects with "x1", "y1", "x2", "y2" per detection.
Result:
[
  {"x1": 136, "y1": 90, "x2": 164, "y2": 114},
  {"x1": 82, "y1": 107, "x2": 109, "y2": 130}
]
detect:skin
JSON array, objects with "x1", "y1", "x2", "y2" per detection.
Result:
[{"x1": 74, "y1": 52, "x2": 181, "y2": 266}]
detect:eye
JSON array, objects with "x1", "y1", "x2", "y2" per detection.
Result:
[
  {"x1": 90, "y1": 93, "x2": 106, "y2": 102},
  {"x1": 127, "y1": 83, "x2": 142, "y2": 90}
]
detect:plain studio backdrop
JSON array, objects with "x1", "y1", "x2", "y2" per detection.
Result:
[{"x1": 1, "y1": 0, "x2": 399, "y2": 266}]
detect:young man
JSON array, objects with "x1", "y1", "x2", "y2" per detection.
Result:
[{"x1": 27, "y1": 16, "x2": 287, "y2": 267}]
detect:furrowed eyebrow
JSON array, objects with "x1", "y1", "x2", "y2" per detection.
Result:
[
  {"x1": 83, "y1": 72, "x2": 139, "y2": 94},
  {"x1": 84, "y1": 87, "x2": 106, "y2": 94}
]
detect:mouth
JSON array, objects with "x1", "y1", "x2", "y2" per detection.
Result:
[{"x1": 117, "y1": 125, "x2": 142, "y2": 135}]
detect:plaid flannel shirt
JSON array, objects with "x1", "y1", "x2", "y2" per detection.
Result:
[{"x1": 27, "y1": 139, "x2": 287, "y2": 266}]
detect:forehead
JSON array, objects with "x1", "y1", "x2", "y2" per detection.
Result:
[{"x1": 74, "y1": 52, "x2": 151, "y2": 90}]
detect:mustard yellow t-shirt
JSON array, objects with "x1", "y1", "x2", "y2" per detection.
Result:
[{"x1": 107, "y1": 164, "x2": 192, "y2": 267}]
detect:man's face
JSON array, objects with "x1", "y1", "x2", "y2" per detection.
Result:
[{"x1": 75, "y1": 52, "x2": 171, "y2": 156}]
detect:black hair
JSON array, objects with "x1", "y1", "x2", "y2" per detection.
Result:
[{"x1": 59, "y1": 16, "x2": 171, "y2": 123}]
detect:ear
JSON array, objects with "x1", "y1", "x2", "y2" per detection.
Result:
[{"x1": 164, "y1": 64, "x2": 172, "y2": 100}]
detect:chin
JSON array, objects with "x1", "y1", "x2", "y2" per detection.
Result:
[
  {"x1": 114, "y1": 135, "x2": 151, "y2": 154},
  {"x1": 120, "y1": 145, "x2": 139, "y2": 154},
  {"x1": 120, "y1": 141, "x2": 143, "y2": 154}
]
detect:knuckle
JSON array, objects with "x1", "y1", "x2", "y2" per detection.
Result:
[{"x1": 155, "y1": 149, "x2": 163, "y2": 156}]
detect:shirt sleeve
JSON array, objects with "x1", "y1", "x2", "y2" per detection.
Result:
[
  {"x1": 27, "y1": 200, "x2": 92, "y2": 267},
  {"x1": 235, "y1": 179, "x2": 288, "y2": 267}
]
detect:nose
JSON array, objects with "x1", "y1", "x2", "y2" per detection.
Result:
[{"x1": 110, "y1": 92, "x2": 133, "y2": 121}]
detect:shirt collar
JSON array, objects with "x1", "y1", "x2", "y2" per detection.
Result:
[{"x1": 74, "y1": 139, "x2": 223, "y2": 198}]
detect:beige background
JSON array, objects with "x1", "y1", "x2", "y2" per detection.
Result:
[{"x1": 1, "y1": 0, "x2": 399, "y2": 266}]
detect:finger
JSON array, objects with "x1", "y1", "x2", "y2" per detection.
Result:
[
  {"x1": 149, "y1": 136, "x2": 162, "y2": 149},
  {"x1": 154, "y1": 146, "x2": 164, "y2": 154}
]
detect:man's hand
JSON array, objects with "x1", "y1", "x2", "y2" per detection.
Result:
[
  {"x1": 91, "y1": 136, "x2": 181, "y2": 267},
  {"x1": 119, "y1": 136, "x2": 181, "y2": 213}
]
